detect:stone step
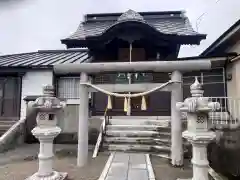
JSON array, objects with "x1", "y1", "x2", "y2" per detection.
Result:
[
  {"x1": 105, "y1": 130, "x2": 171, "y2": 138},
  {"x1": 104, "y1": 136, "x2": 170, "y2": 145},
  {"x1": 155, "y1": 131, "x2": 171, "y2": 138},
  {"x1": 104, "y1": 136, "x2": 188, "y2": 146},
  {"x1": 153, "y1": 153, "x2": 171, "y2": 159},
  {"x1": 0, "y1": 121, "x2": 16, "y2": 136},
  {"x1": 0, "y1": 123, "x2": 15, "y2": 135},
  {"x1": 104, "y1": 136, "x2": 155, "y2": 144},
  {"x1": 154, "y1": 138, "x2": 171, "y2": 145},
  {"x1": 0, "y1": 130, "x2": 7, "y2": 135},
  {"x1": 154, "y1": 137, "x2": 189, "y2": 146},
  {"x1": 0, "y1": 121, "x2": 16, "y2": 125},
  {"x1": 0, "y1": 124, "x2": 14, "y2": 129},
  {"x1": 103, "y1": 143, "x2": 170, "y2": 153},
  {"x1": 109, "y1": 119, "x2": 170, "y2": 126},
  {"x1": 106, "y1": 124, "x2": 170, "y2": 132},
  {"x1": 109, "y1": 116, "x2": 171, "y2": 120},
  {"x1": 105, "y1": 130, "x2": 159, "y2": 137}
]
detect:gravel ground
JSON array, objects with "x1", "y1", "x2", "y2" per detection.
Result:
[
  {"x1": 151, "y1": 156, "x2": 193, "y2": 180},
  {"x1": 0, "y1": 143, "x2": 196, "y2": 180},
  {"x1": 0, "y1": 144, "x2": 109, "y2": 180}
]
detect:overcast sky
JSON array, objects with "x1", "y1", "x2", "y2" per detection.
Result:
[{"x1": 0, "y1": 0, "x2": 239, "y2": 57}]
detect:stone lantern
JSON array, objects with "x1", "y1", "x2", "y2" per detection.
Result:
[
  {"x1": 176, "y1": 77, "x2": 220, "y2": 180},
  {"x1": 26, "y1": 85, "x2": 67, "y2": 180}
]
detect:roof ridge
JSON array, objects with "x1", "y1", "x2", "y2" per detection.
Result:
[
  {"x1": 0, "y1": 51, "x2": 38, "y2": 58},
  {"x1": 84, "y1": 11, "x2": 185, "y2": 23},
  {"x1": 85, "y1": 10, "x2": 185, "y2": 18},
  {"x1": 0, "y1": 49, "x2": 91, "y2": 67},
  {"x1": 0, "y1": 49, "x2": 89, "y2": 58},
  {"x1": 38, "y1": 49, "x2": 88, "y2": 53}
]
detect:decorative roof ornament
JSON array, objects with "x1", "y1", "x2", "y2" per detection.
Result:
[{"x1": 118, "y1": 9, "x2": 145, "y2": 22}]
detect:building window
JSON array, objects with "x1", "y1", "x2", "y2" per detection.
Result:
[
  {"x1": 57, "y1": 77, "x2": 92, "y2": 101},
  {"x1": 115, "y1": 72, "x2": 153, "y2": 84},
  {"x1": 58, "y1": 77, "x2": 80, "y2": 99},
  {"x1": 115, "y1": 73, "x2": 128, "y2": 84},
  {"x1": 132, "y1": 73, "x2": 153, "y2": 83}
]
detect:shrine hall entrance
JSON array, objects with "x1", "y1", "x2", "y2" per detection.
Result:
[{"x1": 92, "y1": 91, "x2": 171, "y2": 116}]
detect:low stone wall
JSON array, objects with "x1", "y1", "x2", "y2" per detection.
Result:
[
  {"x1": 0, "y1": 121, "x2": 25, "y2": 153},
  {"x1": 24, "y1": 101, "x2": 103, "y2": 145},
  {"x1": 208, "y1": 128, "x2": 240, "y2": 179},
  {"x1": 54, "y1": 117, "x2": 103, "y2": 145},
  {"x1": 26, "y1": 116, "x2": 103, "y2": 145}
]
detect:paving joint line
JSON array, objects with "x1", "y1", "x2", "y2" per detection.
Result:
[
  {"x1": 146, "y1": 154, "x2": 156, "y2": 180},
  {"x1": 98, "y1": 152, "x2": 115, "y2": 180}
]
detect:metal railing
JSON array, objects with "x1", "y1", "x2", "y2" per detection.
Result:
[
  {"x1": 92, "y1": 107, "x2": 110, "y2": 158},
  {"x1": 208, "y1": 97, "x2": 240, "y2": 129}
]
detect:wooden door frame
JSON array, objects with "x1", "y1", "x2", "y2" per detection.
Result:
[{"x1": 0, "y1": 75, "x2": 22, "y2": 121}]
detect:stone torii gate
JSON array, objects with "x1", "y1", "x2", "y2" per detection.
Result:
[{"x1": 54, "y1": 60, "x2": 212, "y2": 167}]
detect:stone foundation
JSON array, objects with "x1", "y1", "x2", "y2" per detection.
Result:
[
  {"x1": 54, "y1": 128, "x2": 99, "y2": 145},
  {"x1": 26, "y1": 117, "x2": 102, "y2": 145}
]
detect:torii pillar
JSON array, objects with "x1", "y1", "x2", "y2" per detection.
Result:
[
  {"x1": 77, "y1": 72, "x2": 89, "y2": 167},
  {"x1": 171, "y1": 71, "x2": 184, "y2": 166}
]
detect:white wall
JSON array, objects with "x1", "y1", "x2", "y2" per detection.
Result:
[
  {"x1": 20, "y1": 71, "x2": 83, "y2": 133},
  {"x1": 226, "y1": 40, "x2": 240, "y2": 98},
  {"x1": 20, "y1": 70, "x2": 53, "y2": 119},
  {"x1": 227, "y1": 41, "x2": 240, "y2": 53},
  {"x1": 61, "y1": 104, "x2": 79, "y2": 133}
]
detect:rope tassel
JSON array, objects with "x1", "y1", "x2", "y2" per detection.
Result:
[
  {"x1": 107, "y1": 95, "x2": 112, "y2": 109},
  {"x1": 124, "y1": 97, "x2": 128, "y2": 112},
  {"x1": 128, "y1": 97, "x2": 131, "y2": 113},
  {"x1": 141, "y1": 96, "x2": 147, "y2": 110}
]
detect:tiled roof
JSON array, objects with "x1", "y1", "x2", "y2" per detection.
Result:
[
  {"x1": 201, "y1": 19, "x2": 240, "y2": 56},
  {"x1": 64, "y1": 10, "x2": 203, "y2": 41},
  {"x1": 0, "y1": 49, "x2": 91, "y2": 68}
]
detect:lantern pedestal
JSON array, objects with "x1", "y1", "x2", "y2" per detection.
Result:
[
  {"x1": 26, "y1": 127, "x2": 67, "y2": 180},
  {"x1": 177, "y1": 131, "x2": 216, "y2": 180}
]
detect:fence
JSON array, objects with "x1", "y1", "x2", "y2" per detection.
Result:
[{"x1": 208, "y1": 97, "x2": 240, "y2": 128}]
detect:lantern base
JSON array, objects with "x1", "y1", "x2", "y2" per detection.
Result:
[{"x1": 25, "y1": 171, "x2": 68, "y2": 180}]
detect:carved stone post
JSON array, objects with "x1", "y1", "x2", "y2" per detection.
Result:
[
  {"x1": 176, "y1": 77, "x2": 220, "y2": 180},
  {"x1": 26, "y1": 85, "x2": 67, "y2": 180},
  {"x1": 78, "y1": 72, "x2": 89, "y2": 167},
  {"x1": 171, "y1": 71, "x2": 183, "y2": 166}
]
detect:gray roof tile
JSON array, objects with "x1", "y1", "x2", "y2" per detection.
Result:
[
  {"x1": 0, "y1": 50, "x2": 91, "y2": 68},
  {"x1": 65, "y1": 10, "x2": 201, "y2": 41}
]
